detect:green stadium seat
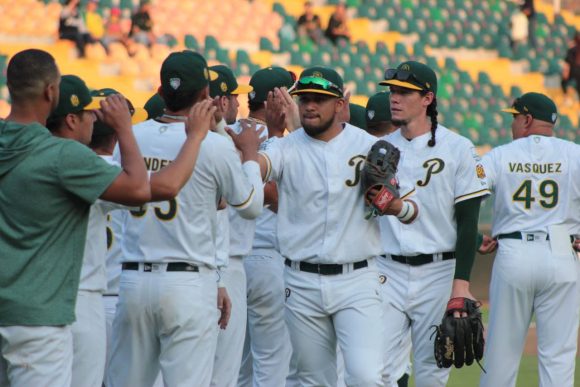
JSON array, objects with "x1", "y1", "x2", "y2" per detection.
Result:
[
  {"x1": 205, "y1": 35, "x2": 220, "y2": 50},
  {"x1": 260, "y1": 37, "x2": 275, "y2": 52}
]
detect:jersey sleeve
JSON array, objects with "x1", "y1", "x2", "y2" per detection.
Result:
[
  {"x1": 58, "y1": 141, "x2": 122, "y2": 204},
  {"x1": 454, "y1": 143, "x2": 490, "y2": 204},
  {"x1": 217, "y1": 141, "x2": 264, "y2": 220},
  {"x1": 481, "y1": 149, "x2": 497, "y2": 193},
  {"x1": 260, "y1": 136, "x2": 284, "y2": 182}
]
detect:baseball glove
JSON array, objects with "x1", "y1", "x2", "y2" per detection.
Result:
[
  {"x1": 361, "y1": 139, "x2": 400, "y2": 218},
  {"x1": 432, "y1": 298, "x2": 485, "y2": 370}
]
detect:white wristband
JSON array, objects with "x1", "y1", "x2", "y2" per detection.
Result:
[{"x1": 396, "y1": 200, "x2": 415, "y2": 223}]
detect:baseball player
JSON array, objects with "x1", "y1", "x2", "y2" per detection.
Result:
[
  {"x1": 478, "y1": 92, "x2": 580, "y2": 387},
  {"x1": 46, "y1": 82, "x2": 148, "y2": 387},
  {"x1": 234, "y1": 67, "x2": 295, "y2": 387},
  {"x1": 0, "y1": 49, "x2": 150, "y2": 386},
  {"x1": 365, "y1": 91, "x2": 395, "y2": 137},
  {"x1": 377, "y1": 61, "x2": 489, "y2": 387},
  {"x1": 107, "y1": 50, "x2": 264, "y2": 387},
  {"x1": 254, "y1": 66, "x2": 414, "y2": 387}
]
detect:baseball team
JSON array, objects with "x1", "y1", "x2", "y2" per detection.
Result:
[{"x1": 0, "y1": 46, "x2": 579, "y2": 387}]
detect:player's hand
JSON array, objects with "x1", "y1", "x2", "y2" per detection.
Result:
[
  {"x1": 277, "y1": 87, "x2": 301, "y2": 131},
  {"x1": 185, "y1": 99, "x2": 215, "y2": 140},
  {"x1": 478, "y1": 234, "x2": 498, "y2": 255},
  {"x1": 573, "y1": 237, "x2": 580, "y2": 253},
  {"x1": 265, "y1": 89, "x2": 286, "y2": 134},
  {"x1": 217, "y1": 286, "x2": 232, "y2": 329},
  {"x1": 95, "y1": 94, "x2": 132, "y2": 134},
  {"x1": 337, "y1": 89, "x2": 351, "y2": 123},
  {"x1": 365, "y1": 187, "x2": 400, "y2": 216},
  {"x1": 226, "y1": 119, "x2": 266, "y2": 155},
  {"x1": 449, "y1": 279, "x2": 477, "y2": 318},
  {"x1": 217, "y1": 197, "x2": 227, "y2": 210},
  {"x1": 212, "y1": 96, "x2": 225, "y2": 127}
]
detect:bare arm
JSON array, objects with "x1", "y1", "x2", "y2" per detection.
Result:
[
  {"x1": 149, "y1": 99, "x2": 215, "y2": 201},
  {"x1": 97, "y1": 94, "x2": 150, "y2": 206}
]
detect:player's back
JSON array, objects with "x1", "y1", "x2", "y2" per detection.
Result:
[
  {"x1": 483, "y1": 135, "x2": 580, "y2": 236},
  {"x1": 118, "y1": 120, "x2": 248, "y2": 267}
]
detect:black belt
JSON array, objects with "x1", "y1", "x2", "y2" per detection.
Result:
[
  {"x1": 284, "y1": 258, "x2": 368, "y2": 275},
  {"x1": 381, "y1": 252, "x2": 455, "y2": 266},
  {"x1": 122, "y1": 262, "x2": 199, "y2": 272},
  {"x1": 497, "y1": 231, "x2": 575, "y2": 242}
]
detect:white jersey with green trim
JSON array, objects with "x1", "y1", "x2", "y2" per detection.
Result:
[
  {"x1": 114, "y1": 119, "x2": 263, "y2": 267},
  {"x1": 379, "y1": 125, "x2": 490, "y2": 255},
  {"x1": 261, "y1": 123, "x2": 383, "y2": 264},
  {"x1": 482, "y1": 135, "x2": 580, "y2": 237},
  {"x1": 79, "y1": 155, "x2": 126, "y2": 292}
]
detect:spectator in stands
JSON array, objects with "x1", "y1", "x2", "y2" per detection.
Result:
[
  {"x1": 509, "y1": 7, "x2": 528, "y2": 52},
  {"x1": 325, "y1": 2, "x2": 350, "y2": 45},
  {"x1": 84, "y1": 0, "x2": 108, "y2": 54},
  {"x1": 297, "y1": 1, "x2": 322, "y2": 44},
  {"x1": 129, "y1": 0, "x2": 155, "y2": 48},
  {"x1": 520, "y1": 0, "x2": 536, "y2": 48},
  {"x1": 561, "y1": 31, "x2": 580, "y2": 105},
  {"x1": 103, "y1": 7, "x2": 131, "y2": 56},
  {"x1": 58, "y1": 0, "x2": 93, "y2": 58}
]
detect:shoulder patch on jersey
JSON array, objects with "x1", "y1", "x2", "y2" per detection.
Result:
[{"x1": 476, "y1": 164, "x2": 486, "y2": 179}]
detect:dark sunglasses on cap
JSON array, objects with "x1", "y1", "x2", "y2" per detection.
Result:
[
  {"x1": 295, "y1": 76, "x2": 343, "y2": 94},
  {"x1": 383, "y1": 68, "x2": 427, "y2": 89}
]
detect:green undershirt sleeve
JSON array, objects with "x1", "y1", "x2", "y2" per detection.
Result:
[{"x1": 454, "y1": 196, "x2": 482, "y2": 281}]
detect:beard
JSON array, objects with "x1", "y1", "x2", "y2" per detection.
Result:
[{"x1": 302, "y1": 115, "x2": 335, "y2": 138}]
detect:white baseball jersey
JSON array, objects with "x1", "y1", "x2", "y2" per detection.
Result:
[
  {"x1": 215, "y1": 208, "x2": 230, "y2": 269},
  {"x1": 104, "y1": 208, "x2": 127, "y2": 295},
  {"x1": 79, "y1": 155, "x2": 126, "y2": 292},
  {"x1": 114, "y1": 119, "x2": 264, "y2": 267},
  {"x1": 261, "y1": 123, "x2": 383, "y2": 264},
  {"x1": 379, "y1": 126, "x2": 490, "y2": 254},
  {"x1": 482, "y1": 135, "x2": 580, "y2": 236},
  {"x1": 226, "y1": 120, "x2": 268, "y2": 257}
]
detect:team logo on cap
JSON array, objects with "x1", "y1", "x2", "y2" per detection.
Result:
[
  {"x1": 551, "y1": 113, "x2": 557, "y2": 122},
  {"x1": 425, "y1": 82, "x2": 431, "y2": 89},
  {"x1": 312, "y1": 71, "x2": 323, "y2": 78},
  {"x1": 204, "y1": 68, "x2": 209, "y2": 80},
  {"x1": 401, "y1": 64, "x2": 411, "y2": 71},
  {"x1": 220, "y1": 82, "x2": 228, "y2": 92},
  {"x1": 476, "y1": 164, "x2": 486, "y2": 179},
  {"x1": 169, "y1": 78, "x2": 181, "y2": 90},
  {"x1": 367, "y1": 110, "x2": 375, "y2": 120},
  {"x1": 70, "y1": 94, "x2": 80, "y2": 107},
  {"x1": 249, "y1": 91, "x2": 256, "y2": 100}
]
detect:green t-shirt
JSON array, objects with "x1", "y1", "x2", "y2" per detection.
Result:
[{"x1": 0, "y1": 120, "x2": 121, "y2": 326}]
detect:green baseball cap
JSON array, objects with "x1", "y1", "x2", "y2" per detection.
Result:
[
  {"x1": 366, "y1": 91, "x2": 392, "y2": 124},
  {"x1": 209, "y1": 65, "x2": 253, "y2": 97},
  {"x1": 290, "y1": 66, "x2": 344, "y2": 98},
  {"x1": 348, "y1": 103, "x2": 367, "y2": 129},
  {"x1": 50, "y1": 75, "x2": 101, "y2": 117},
  {"x1": 160, "y1": 50, "x2": 218, "y2": 97},
  {"x1": 501, "y1": 92, "x2": 558, "y2": 124},
  {"x1": 249, "y1": 66, "x2": 295, "y2": 103},
  {"x1": 90, "y1": 88, "x2": 148, "y2": 136},
  {"x1": 144, "y1": 93, "x2": 166, "y2": 119},
  {"x1": 379, "y1": 61, "x2": 437, "y2": 95}
]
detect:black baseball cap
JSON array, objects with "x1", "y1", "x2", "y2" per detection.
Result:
[
  {"x1": 349, "y1": 103, "x2": 367, "y2": 129},
  {"x1": 50, "y1": 75, "x2": 101, "y2": 117},
  {"x1": 501, "y1": 92, "x2": 558, "y2": 124},
  {"x1": 209, "y1": 65, "x2": 253, "y2": 97},
  {"x1": 248, "y1": 67, "x2": 295, "y2": 103},
  {"x1": 379, "y1": 61, "x2": 437, "y2": 95},
  {"x1": 160, "y1": 50, "x2": 218, "y2": 97},
  {"x1": 90, "y1": 88, "x2": 148, "y2": 135},
  {"x1": 290, "y1": 66, "x2": 344, "y2": 98}
]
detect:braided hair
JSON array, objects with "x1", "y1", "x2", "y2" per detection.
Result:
[{"x1": 426, "y1": 96, "x2": 438, "y2": 147}]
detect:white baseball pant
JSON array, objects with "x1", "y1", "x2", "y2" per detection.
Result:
[
  {"x1": 211, "y1": 256, "x2": 247, "y2": 387},
  {"x1": 480, "y1": 236, "x2": 580, "y2": 387},
  {"x1": 377, "y1": 256, "x2": 455, "y2": 387},
  {"x1": 72, "y1": 290, "x2": 106, "y2": 387},
  {"x1": 238, "y1": 249, "x2": 292, "y2": 387},
  {"x1": 0, "y1": 325, "x2": 73, "y2": 387},
  {"x1": 284, "y1": 261, "x2": 384, "y2": 387}
]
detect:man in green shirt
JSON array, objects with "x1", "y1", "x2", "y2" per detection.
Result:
[{"x1": 0, "y1": 49, "x2": 150, "y2": 386}]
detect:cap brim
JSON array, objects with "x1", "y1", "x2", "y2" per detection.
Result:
[
  {"x1": 231, "y1": 84, "x2": 253, "y2": 95},
  {"x1": 209, "y1": 69, "x2": 218, "y2": 81},
  {"x1": 501, "y1": 107, "x2": 519, "y2": 114},
  {"x1": 131, "y1": 108, "x2": 148, "y2": 124},
  {"x1": 289, "y1": 88, "x2": 341, "y2": 97},
  {"x1": 85, "y1": 97, "x2": 104, "y2": 110},
  {"x1": 378, "y1": 79, "x2": 423, "y2": 91}
]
